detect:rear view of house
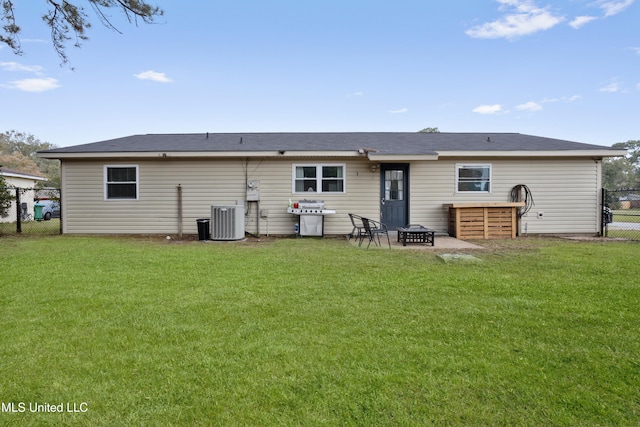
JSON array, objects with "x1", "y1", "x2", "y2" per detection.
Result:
[{"x1": 38, "y1": 132, "x2": 625, "y2": 238}]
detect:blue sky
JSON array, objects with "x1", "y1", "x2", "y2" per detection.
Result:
[{"x1": 0, "y1": 0, "x2": 638, "y2": 147}]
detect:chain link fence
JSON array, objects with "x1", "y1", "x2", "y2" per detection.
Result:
[
  {"x1": 602, "y1": 188, "x2": 640, "y2": 240},
  {"x1": 0, "y1": 187, "x2": 61, "y2": 235}
]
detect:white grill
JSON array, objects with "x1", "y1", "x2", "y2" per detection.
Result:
[
  {"x1": 287, "y1": 200, "x2": 336, "y2": 215},
  {"x1": 287, "y1": 200, "x2": 336, "y2": 236}
]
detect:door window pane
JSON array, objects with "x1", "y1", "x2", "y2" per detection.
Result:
[{"x1": 385, "y1": 170, "x2": 403, "y2": 200}]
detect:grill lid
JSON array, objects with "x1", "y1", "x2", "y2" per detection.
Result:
[{"x1": 298, "y1": 199, "x2": 325, "y2": 209}]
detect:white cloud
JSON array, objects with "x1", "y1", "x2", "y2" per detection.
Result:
[
  {"x1": 134, "y1": 70, "x2": 172, "y2": 83},
  {"x1": 0, "y1": 61, "x2": 44, "y2": 74},
  {"x1": 563, "y1": 95, "x2": 582, "y2": 102},
  {"x1": 569, "y1": 1, "x2": 634, "y2": 28},
  {"x1": 516, "y1": 101, "x2": 543, "y2": 111},
  {"x1": 466, "y1": 0, "x2": 564, "y2": 39},
  {"x1": 0, "y1": 61, "x2": 59, "y2": 92},
  {"x1": 389, "y1": 108, "x2": 408, "y2": 114},
  {"x1": 540, "y1": 95, "x2": 581, "y2": 103},
  {"x1": 600, "y1": 81, "x2": 621, "y2": 92},
  {"x1": 346, "y1": 91, "x2": 363, "y2": 98},
  {"x1": 568, "y1": 1, "x2": 634, "y2": 29},
  {"x1": 596, "y1": 0, "x2": 635, "y2": 17},
  {"x1": 569, "y1": 15, "x2": 598, "y2": 29},
  {"x1": 473, "y1": 96, "x2": 580, "y2": 115},
  {"x1": 472, "y1": 104, "x2": 505, "y2": 114},
  {"x1": 3, "y1": 77, "x2": 60, "y2": 92},
  {"x1": 631, "y1": 47, "x2": 640, "y2": 55}
]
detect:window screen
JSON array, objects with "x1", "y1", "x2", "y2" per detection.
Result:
[
  {"x1": 457, "y1": 164, "x2": 491, "y2": 192},
  {"x1": 105, "y1": 166, "x2": 138, "y2": 199},
  {"x1": 294, "y1": 165, "x2": 345, "y2": 193}
]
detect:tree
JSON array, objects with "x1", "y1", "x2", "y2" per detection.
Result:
[
  {"x1": 0, "y1": 131, "x2": 60, "y2": 187},
  {"x1": 0, "y1": 172, "x2": 14, "y2": 218},
  {"x1": 1, "y1": 0, "x2": 163, "y2": 65},
  {"x1": 418, "y1": 127, "x2": 440, "y2": 133},
  {"x1": 0, "y1": 152, "x2": 41, "y2": 175},
  {"x1": 602, "y1": 140, "x2": 640, "y2": 189}
]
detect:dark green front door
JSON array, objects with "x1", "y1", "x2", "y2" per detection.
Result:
[{"x1": 380, "y1": 164, "x2": 408, "y2": 229}]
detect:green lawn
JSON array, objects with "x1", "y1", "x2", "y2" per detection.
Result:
[
  {"x1": 612, "y1": 209, "x2": 640, "y2": 223},
  {"x1": 1, "y1": 236, "x2": 639, "y2": 426},
  {"x1": 606, "y1": 210, "x2": 640, "y2": 239},
  {"x1": 0, "y1": 218, "x2": 61, "y2": 235}
]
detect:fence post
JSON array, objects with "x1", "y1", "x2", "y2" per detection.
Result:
[
  {"x1": 601, "y1": 188, "x2": 606, "y2": 237},
  {"x1": 15, "y1": 188, "x2": 21, "y2": 233},
  {"x1": 58, "y1": 188, "x2": 63, "y2": 235}
]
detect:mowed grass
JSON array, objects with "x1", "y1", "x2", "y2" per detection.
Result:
[
  {"x1": 0, "y1": 218, "x2": 60, "y2": 235},
  {"x1": 1, "y1": 236, "x2": 639, "y2": 426},
  {"x1": 613, "y1": 209, "x2": 640, "y2": 223}
]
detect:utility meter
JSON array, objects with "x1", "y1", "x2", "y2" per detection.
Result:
[{"x1": 247, "y1": 180, "x2": 260, "y2": 201}]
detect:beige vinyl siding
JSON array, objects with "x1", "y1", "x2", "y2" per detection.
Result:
[
  {"x1": 61, "y1": 158, "x2": 378, "y2": 235},
  {"x1": 61, "y1": 157, "x2": 601, "y2": 236},
  {"x1": 409, "y1": 158, "x2": 600, "y2": 235}
]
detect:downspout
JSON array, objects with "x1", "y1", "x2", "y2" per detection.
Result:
[
  {"x1": 595, "y1": 158, "x2": 603, "y2": 236},
  {"x1": 60, "y1": 161, "x2": 66, "y2": 234},
  {"x1": 58, "y1": 187, "x2": 63, "y2": 235},
  {"x1": 177, "y1": 184, "x2": 183, "y2": 238}
]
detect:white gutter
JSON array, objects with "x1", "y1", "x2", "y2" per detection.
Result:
[
  {"x1": 435, "y1": 149, "x2": 627, "y2": 158},
  {"x1": 39, "y1": 149, "x2": 627, "y2": 160},
  {"x1": 367, "y1": 154, "x2": 439, "y2": 161},
  {"x1": 0, "y1": 170, "x2": 47, "y2": 180},
  {"x1": 38, "y1": 150, "x2": 364, "y2": 159}
]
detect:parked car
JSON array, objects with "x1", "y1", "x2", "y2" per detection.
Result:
[{"x1": 38, "y1": 200, "x2": 60, "y2": 220}]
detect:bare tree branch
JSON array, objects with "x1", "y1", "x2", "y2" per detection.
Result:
[
  {"x1": 0, "y1": 1, "x2": 21, "y2": 55},
  {"x1": 1, "y1": 0, "x2": 163, "y2": 66}
]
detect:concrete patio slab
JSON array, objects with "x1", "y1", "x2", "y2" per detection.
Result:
[{"x1": 349, "y1": 232, "x2": 485, "y2": 250}]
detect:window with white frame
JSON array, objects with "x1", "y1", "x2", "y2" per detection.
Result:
[
  {"x1": 456, "y1": 164, "x2": 491, "y2": 193},
  {"x1": 293, "y1": 164, "x2": 345, "y2": 193},
  {"x1": 104, "y1": 165, "x2": 139, "y2": 200}
]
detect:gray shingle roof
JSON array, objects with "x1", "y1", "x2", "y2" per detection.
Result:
[
  {"x1": 39, "y1": 132, "x2": 620, "y2": 155},
  {"x1": 0, "y1": 166, "x2": 46, "y2": 180}
]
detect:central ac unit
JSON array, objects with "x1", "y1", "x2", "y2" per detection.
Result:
[{"x1": 211, "y1": 204, "x2": 245, "y2": 240}]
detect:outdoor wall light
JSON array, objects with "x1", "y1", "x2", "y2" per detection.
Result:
[{"x1": 370, "y1": 163, "x2": 378, "y2": 172}]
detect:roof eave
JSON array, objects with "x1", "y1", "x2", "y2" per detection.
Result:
[
  {"x1": 38, "y1": 149, "x2": 627, "y2": 160},
  {"x1": 0, "y1": 171, "x2": 47, "y2": 180},
  {"x1": 435, "y1": 149, "x2": 628, "y2": 158},
  {"x1": 38, "y1": 150, "x2": 366, "y2": 160},
  {"x1": 367, "y1": 154, "x2": 439, "y2": 161}
]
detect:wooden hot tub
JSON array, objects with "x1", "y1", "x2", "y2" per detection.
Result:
[{"x1": 443, "y1": 202, "x2": 525, "y2": 239}]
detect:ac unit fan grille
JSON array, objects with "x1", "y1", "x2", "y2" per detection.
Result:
[{"x1": 211, "y1": 205, "x2": 245, "y2": 240}]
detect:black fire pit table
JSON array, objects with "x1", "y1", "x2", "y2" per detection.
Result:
[{"x1": 397, "y1": 224, "x2": 435, "y2": 246}]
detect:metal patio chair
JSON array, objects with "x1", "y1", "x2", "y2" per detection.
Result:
[
  {"x1": 361, "y1": 217, "x2": 391, "y2": 249},
  {"x1": 348, "y1": 213, "x2": 368, "y2": 246}
]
